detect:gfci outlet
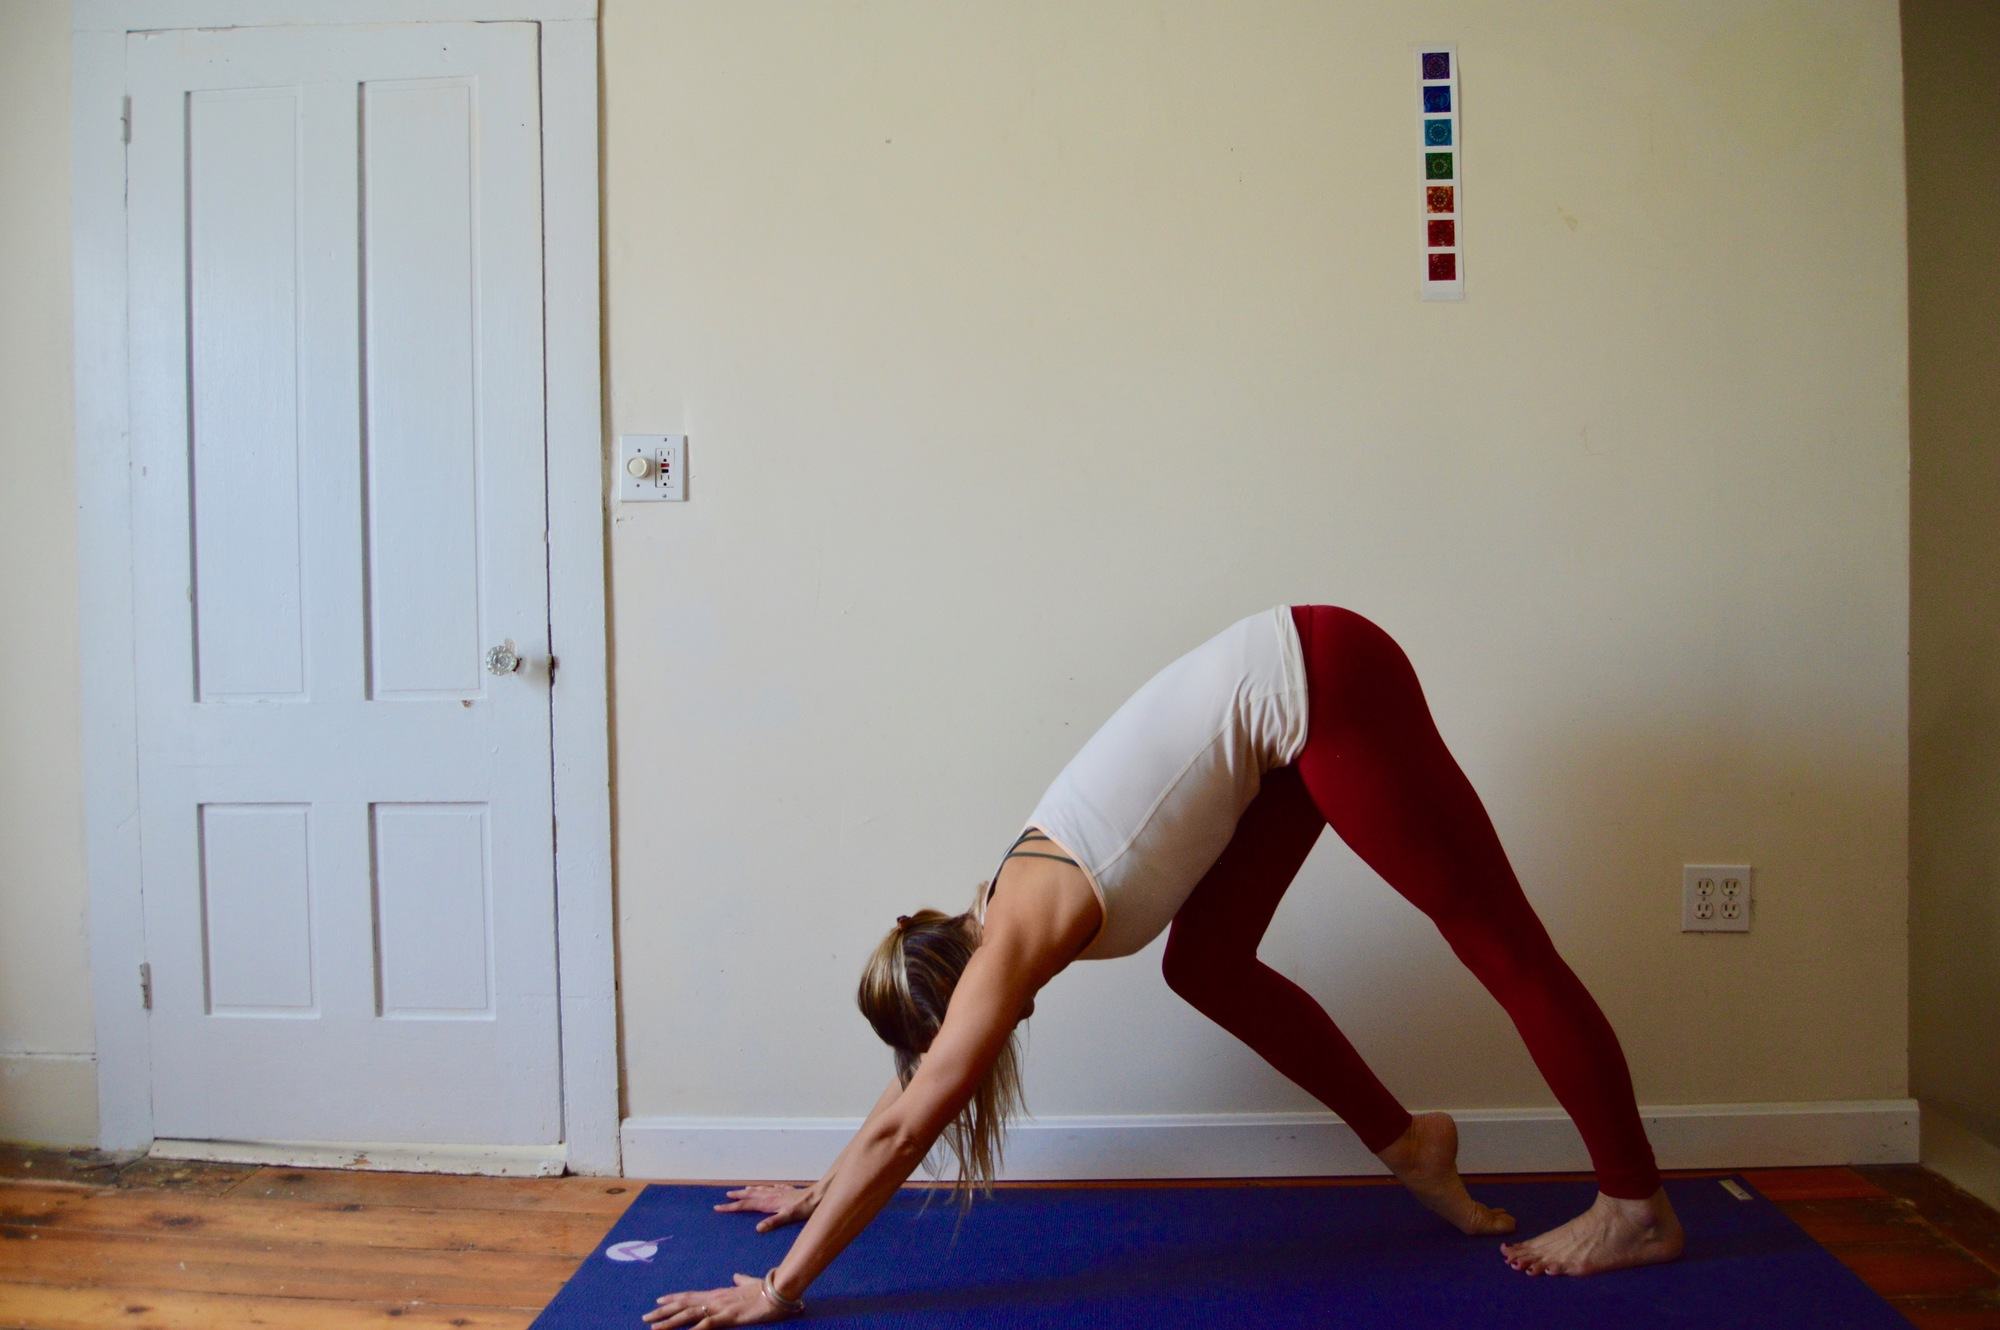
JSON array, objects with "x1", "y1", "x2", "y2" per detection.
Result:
[
  {"x1": 1682, "y1": 864, "x2": 1752, "y2": 933},
  {"x1": 619, "y1": 434, "x2": 686, "y2": 502}
]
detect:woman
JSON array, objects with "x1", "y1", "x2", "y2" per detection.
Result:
[{"x1": 645, "y1": 605, "x2": 1684, "y2": 1327}]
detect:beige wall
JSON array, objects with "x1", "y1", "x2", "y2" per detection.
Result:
[
  {"x1": 0, "y1": 0, "x2": 95, "y2": 1145},
  {"x1": 1905, "y1": 0, "x2": 2000, "y2": 1210},
  {"x1": 603, "y1": 0, "x2": 1911, "y2": 1126},
  {"x1": 1, "y1": 1, "x2": 1917, "y2": 1158}
]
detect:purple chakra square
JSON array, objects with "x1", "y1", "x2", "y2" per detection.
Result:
[{"x1": 1422, "y1": 52, "x2": 1450, "y2": 80}]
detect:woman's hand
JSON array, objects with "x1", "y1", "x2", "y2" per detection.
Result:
[
  {"x1": 643, "y1": 1272, "x2": 795, "y2": 1327},
  {"x1": 711, "y1": 1182, "x2": 820, "y2": 1232}
]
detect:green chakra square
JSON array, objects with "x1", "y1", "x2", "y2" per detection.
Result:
[{"x1": 1425, "y1": 151, "x2": 1454, "y2": 180}]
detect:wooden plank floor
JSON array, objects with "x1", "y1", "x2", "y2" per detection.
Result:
[{"x1": 2, "y1": 1146, "x2": 1997, "y2": 1328}]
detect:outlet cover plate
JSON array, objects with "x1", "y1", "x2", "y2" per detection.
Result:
[
  {"x1": 619, "y1": 434, "x2": 686, "y2": 502},
  {"x1": 1683, "y1": 864, "x2": 1752, "y2": 933}
]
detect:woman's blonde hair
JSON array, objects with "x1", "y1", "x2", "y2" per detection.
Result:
[{"x1": 855, "y1": 889, "x2": 1025, "y2": 1213}]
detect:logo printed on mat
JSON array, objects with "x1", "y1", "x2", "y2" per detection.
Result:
[
  {"x1": 606, "y1": 1235, "x2": 675, "y2": 1262},
  {"x1": 1720, "y1": 1179, "x2": 1754, "y2": 1201}
]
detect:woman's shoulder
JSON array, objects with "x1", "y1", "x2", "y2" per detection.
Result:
[{"x1": 978, "y1": 852, "x2": 1103, "y2": 970}]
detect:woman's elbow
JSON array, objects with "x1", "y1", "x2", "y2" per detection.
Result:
[{"x1": 863, "y1": 1115, "x2": 933, "y2": 1167}]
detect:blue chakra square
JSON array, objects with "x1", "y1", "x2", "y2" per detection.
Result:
[
  {"x1": 1422, "y1": 52, "x2": 1450, "y2": 80},
  {"x1": 1425, "y1": 151, "x2": 1454, "y2": 180},
  {"x1": 1424, "y1": 118, "x2": 1453, "y2": 146},
  {"x1": 1423, "y1": 85, "x2": 1451, "y2": 113}
]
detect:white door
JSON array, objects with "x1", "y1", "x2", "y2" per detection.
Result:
[{"x1": 125, "y1": 23, "x2": 560, "y2": 1147}]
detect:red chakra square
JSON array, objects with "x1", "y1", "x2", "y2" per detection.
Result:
[
  {"x1": 1428, "y1": 252, "x2": 1457, "y2": 281},
  {"x1": 1426, "y1": 186, "x2": 1454, "y2": 214},
  {"x1": 1428, "y1": 219, "x2": 1455, "y2": 246}
]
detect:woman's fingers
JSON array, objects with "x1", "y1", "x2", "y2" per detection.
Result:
[
  {"x1": 714, "y1": 1186, "x2": 785, "y2": 1213},
  {"x1": 755, "y1": 1203, "x2": 803, "y2": 1232},
  {"x1": 714, "y1": 1196, "x2": 775, "y2": 1212},
  {"x1": 645, "y1": 1292, "x2": 723, "y2": 1327},
  {"x1": 644, "y1": 1276, "x2": 770, "y2": 1329}
]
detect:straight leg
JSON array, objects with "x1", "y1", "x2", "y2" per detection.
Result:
[
  {"x1": 1287, "y1": 604, "x2": 1660, "y2": 1200},
  {"x1": 1288, "y1": 604, "x2": 1684, "y2": 1275}
]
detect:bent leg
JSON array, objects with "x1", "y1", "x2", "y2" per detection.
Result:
[
  {"x1": 1288, "y1": 605, "x2": 1662, "y2": 1202},
  {"x1": 1161, "y1": 764, "x2": 1412, "y2": 1153}
]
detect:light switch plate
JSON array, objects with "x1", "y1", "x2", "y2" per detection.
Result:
[{"x1": 619, "y1": 434, "x2": 686, "y2": 502}]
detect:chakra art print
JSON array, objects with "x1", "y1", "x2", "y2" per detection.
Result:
[{"x1": 1418, "y1": 46, "x2": 1462, "y2": 300}]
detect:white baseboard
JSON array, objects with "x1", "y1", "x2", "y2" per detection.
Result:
[
  {"x1": 620, "y1": 1099, "x2": 1919, "y2": 1182},
  {"x1": 148, "y1": 1137, "x2": 568, "y2": 1177}
]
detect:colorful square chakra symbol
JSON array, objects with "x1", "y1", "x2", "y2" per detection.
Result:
[
  {"x1": 1426, "y1": 186, "x2": 1454, "y2": 213},
  {"x1": 1425, "y1": 152, "x2": 1454, "y2": 180},
  {"x1": 1428, "y1": 252, "x2": 1457, "y2": 281},
  {"x1": 1422, "y1": 52, "x2": 1450, "y2": 80},
  {"x1": 1428, "y1": 219, "x2": 1455, "y2": 246},
  {"x1": 1423, "y1": 85, "x2": 1451, "y2": 113},
  {"x1": 1424, "y1": 118, "x2": 1452, "y2": 146}
]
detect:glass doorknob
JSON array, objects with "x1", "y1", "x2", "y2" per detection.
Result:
[{"x1": 485, "y1": 641, "x2": 523, "y2": 675}]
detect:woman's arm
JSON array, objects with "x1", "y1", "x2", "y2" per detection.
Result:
[
  {"x1": 711, "y1": 1074, "x2": 903, "y2": 1232},
  {"x1": 769, "y1": 940, "x2": 1038, "y2": 1298},
  {"x1": 816, "y1": 1073, "x2": 904, "y2": 1187},
  {"x1": 645, "y1": 936, "x2": 1046, "y2": 1327},
  {"x1": 647, "y1": 866, "x2": 1096, "y2": 1328}
]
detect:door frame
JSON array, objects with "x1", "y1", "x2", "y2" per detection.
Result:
[{"x1": 69, "y1": 0, "x2": 619, "y2": 1175}]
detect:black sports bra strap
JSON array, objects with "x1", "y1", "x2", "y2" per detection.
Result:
[{"x1": 984, "y1": 828, "x2": 1079, "y2": 912}]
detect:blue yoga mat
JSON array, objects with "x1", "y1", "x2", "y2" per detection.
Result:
[{"x1": 530, "y1": 1175, "x2": 1906, "y2": 1328}]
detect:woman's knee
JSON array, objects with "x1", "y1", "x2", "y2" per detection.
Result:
[
  {"x1": 1438, "y1": 913, "x2": 1568, "y2": 996},
  {"x1": 1160, "y1": 931, "x2": 1251, "y2": 1002}
]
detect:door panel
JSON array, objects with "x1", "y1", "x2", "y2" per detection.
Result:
[
  {"x1": 187, "y1": 88, "x2": 309, "y2": 702},
  {"x1": 126, "y1": 23, "x2": 559, "y2": 1147},
  {"x1": 198, "y1": 804, "x2": 315, "y2": 1013},
  {"x1": 371, "y1": 802, "x2": 493, "y2": 1018},
  {"x1": 363, "y1": 78, "x2": 485, "y2": 699}
]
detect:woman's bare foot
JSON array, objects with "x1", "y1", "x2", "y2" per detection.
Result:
[
  {"x1": 1500, "y1": 1188, "x2": 1685, "y2": 1276},
  {"x1": 1376, "y1": 1112, "x2": 1516, "y2": 1236}
]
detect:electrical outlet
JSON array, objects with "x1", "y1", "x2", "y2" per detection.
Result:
[
  {"x1": 619, "y1": 434, "x2": 687, "y2": 502},
  {"x1": 1682, "y1": 864, "x2": 1752, "y2": 933}
]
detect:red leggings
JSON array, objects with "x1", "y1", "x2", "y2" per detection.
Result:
[{"x1": 1160, "y1": 604, "x2": 1660, "y2": 1200}]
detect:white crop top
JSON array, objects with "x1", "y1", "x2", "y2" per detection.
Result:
[{"x1": 979, "y1": 606, "x2": 1311, "y2": 961}]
